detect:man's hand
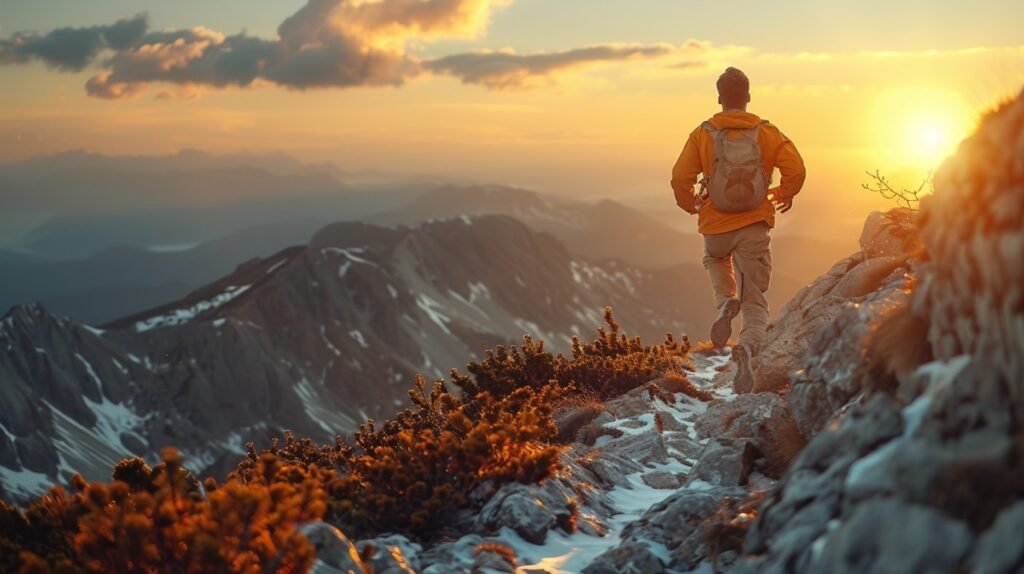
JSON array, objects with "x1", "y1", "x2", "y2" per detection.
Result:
[
  {"x1": 769, "y1": 190, "x2": 794, "y2": 213},
  {"x1": 773, "y1": 196, "x2": 794, "y2": 213}
]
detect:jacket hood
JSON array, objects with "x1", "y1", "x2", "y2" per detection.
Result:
[{"x1": 708, "y1": 111, "x2": 764, "y2": 129}]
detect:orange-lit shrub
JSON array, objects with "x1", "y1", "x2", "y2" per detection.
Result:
[
  {"x1": 327, "y1": 377, "x2": 565, "y2": 541},
  {"x1": 452, "y1": 307, "x2": 690, "y2": 403},
  {"x1": 3, "y1": 449, "x2": 324, "y2": 574}
]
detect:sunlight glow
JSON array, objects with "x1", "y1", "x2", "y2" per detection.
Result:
[{"x1": 872, "y1": 87, "x2": 975, "y2": 169}]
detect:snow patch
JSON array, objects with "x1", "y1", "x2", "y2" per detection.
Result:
[
  {"x1": 135, "y1": 285, "x2": 250, "y2": 332},
  {"x1": 320, "y1": 326, "x2": 342, "y2": 357},
  {"x1": 416, "y1": 294, "x2": 453, "y2": 335},
  {"x1": 265, "y1": 258, "x2": 288, "y2": 274},
  {"x1": 322, "y1": 247, "x2": 377, "y2": 266},
  {"x1": 0, "y1": 463, "x2": 53, "y2": 501},
  {"x1": 349, "y1": 330, "x2": 369, "y2": 349}
]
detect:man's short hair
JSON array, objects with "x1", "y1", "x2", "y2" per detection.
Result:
[{"x1": 717, "y1": 67, "x2": 750, "y2": 107}]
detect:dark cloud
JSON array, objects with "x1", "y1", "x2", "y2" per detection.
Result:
[
  {"x1": 0, "y1": 15, "x2": 147, "y2": 71},
  {"x1": 425, "y1": 44, "x2": 677, "y2": 89},
  {"x1": 0, "y1": 0, "x2": 698, "y2": 98}
]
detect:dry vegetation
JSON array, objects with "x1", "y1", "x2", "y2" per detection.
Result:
[{"x1": 1, "y1": 308, "x2": 691, "y2": 573}]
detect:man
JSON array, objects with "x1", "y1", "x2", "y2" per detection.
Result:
[{"x1": 671, "y1": 67, "x2": 806, "y2": 392}]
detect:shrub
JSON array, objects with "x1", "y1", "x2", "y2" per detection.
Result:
[
  {"x1": 2, "y1": 448, "x2": 325, "y2": 574},
  {"x1": 451, "y1": 307, "x2": 691, "y2": 403},
  {"x1": 326, "y1": 378, "x2": 566, "y2": 541}
]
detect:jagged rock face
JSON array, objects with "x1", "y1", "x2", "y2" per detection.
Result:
[
  {"x1": 752, "y1": 209, "x2": 919, "y2": 398},
  {"x1": 0, "y1": 215, "x2": 696, "y2": 501},
  {"x1": 915, "y1": 89, "x2": 1024, "y2": 384},
  {"x1": 734, "y1": 90, "x2": 1024, "y2": 574}
]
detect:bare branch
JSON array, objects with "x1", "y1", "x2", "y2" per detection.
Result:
[{"x1": 861, "y1": 170, "x2": 933, "y2": 210}]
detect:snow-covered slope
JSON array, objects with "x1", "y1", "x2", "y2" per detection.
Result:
[{"x1": 0, "y1": 215, "x2": 709, "y2": 502}]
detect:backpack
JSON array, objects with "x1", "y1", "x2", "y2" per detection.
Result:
[{"x1": 699, "y1": 120, "x2": 771, "y2": 213}]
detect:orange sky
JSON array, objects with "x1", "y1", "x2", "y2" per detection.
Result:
[{"x1": 1, "y1": 1, "x2": 1022, "y2": 205}]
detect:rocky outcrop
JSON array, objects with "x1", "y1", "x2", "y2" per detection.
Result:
[
  {"x1": 734, "y1": 88, "x2": 1024, "y2": 573},
  {"x1": 584, "y1": 487, "x2": 747, "y2": 574},
  {"x1": 752, "y1": 209, "x2": 920, "y2": 397}
]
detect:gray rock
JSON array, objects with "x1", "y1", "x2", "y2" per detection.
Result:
[
  {"x1": 641, "y1": 470, "x2": 682, "y2": 490},
  {"x1": 472, "y1": 545, "x2": 518, "y2": 573},
  {"x1": 300, "y1": 522, "x2": 369, "y2": 574},
  {"x1": 604, "y1": 385, "x2": 662, "y2": 419},
  {"x1": 687, "y1": 437, "x2": 757, "y2": 487},
  {"x1": 602, "y1": 429, "x2": 669, "y2": 467},
  {"x1": 663, "y1": 433, "x2": 704, "y2": 463},
  {"x1": 420, "y1": 534, "x2": 485, "y2": 573},
  {"x1": 584, "y1": 487, "x2": 745, "y2": 574},
  {"x1": 694, "y1": 393, "x2": 797, "y2": 467},
  {"x1": 790, "y1": 393, "x2": 903, "y2": 473},
  {"x1": 694, "y1": 394, "x2": 786, "y2": 439},
  {"x1": 969, "y1": 501, "x2": 1024, "y2": 574},
  {"x1": 357, "y1": 535, "x2": 421, "y2": 574},
  {"x1": 654, "y1": 411, "x2": 689, "y2": 433},
  {"x1": 475, "y1": 485, "x2": 555, "y2": 545},
  {"x1": 751, "y1": 209, "x2": 918, "y2": 398},
  {"x1": 581, "y1": 453, "x2": 645, "y2": 488},
  {"x1": 859, "y1": 208, "x2": 921, "y2": 259},
  {"x1": 581, "y1": 541, "x2": 666, "y2": 574},
  {"x1": 815, "y1": 499, "x2": 973, "y2": 574},
  {"x1": 475, "y1": 479, "x2": 580, "y2": 545}
]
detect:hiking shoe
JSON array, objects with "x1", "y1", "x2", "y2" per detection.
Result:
[
  {"x1": 732, "y1": 343, "x2": 754, "y2": 394},
  {"x1": 710, "y1": 297, "x2": 741, "y2": 348}
]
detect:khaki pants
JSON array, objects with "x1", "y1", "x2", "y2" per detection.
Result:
[{"x1": 702, "y1": 222, "x2": 772, "y2": 354}]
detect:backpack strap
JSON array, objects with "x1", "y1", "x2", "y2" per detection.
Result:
[{"x1": 701, "y1": 121, "x2": 723, "y2": 140}]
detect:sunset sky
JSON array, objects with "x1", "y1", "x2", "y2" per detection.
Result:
[{"x1": 2, "y1": 0, "x2": 1022, "y2": 202}]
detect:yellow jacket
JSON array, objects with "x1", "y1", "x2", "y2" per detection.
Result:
[{"x1": 671, "y1": 111, "x2": 806, "y2": 235}]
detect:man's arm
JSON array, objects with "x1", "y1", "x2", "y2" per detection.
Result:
[
  {"x1": 671, "y1": 130, "x2": 702, "y2": 214},
  {"x1": 773, "y1": 131, "x2": 806, "y2": 205}
]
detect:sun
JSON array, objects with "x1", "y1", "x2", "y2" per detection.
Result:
[
  {"x1": 872, "y1": 87, "x2": 974, "y2": 169},
  {"x1": 913, "y1": 120, "x2": 957, "y2": 163},
  {"x1": 902, "y1": 108, "x2": 971, "y2": 167},
  {"x1": 919, "y1": 124, "x2": 946, "y2": 148}
]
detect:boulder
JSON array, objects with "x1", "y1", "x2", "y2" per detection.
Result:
[
  {"x1": 301, "y1": 523, "x2": 369, "y2": 574},
  {"x1": 603, "y1": 385, "x2": 661, "y2": 419},
  {"x1": 687, "y1": 437, "x2": 757, "y2": 487},
  {"x1": 420, "y1": 535, "x2": 485, "y2": 573},
  {"x1": 357, "y1": 535, "x2": 421, "y2": 574},
  {"x1": 694, "y1": 393, "x2": 793, "y2": 449},
  {"x1": 472, "y1": 544, "x2": 518, "y2": 573},
  {"x1": 584, "y1": 487, "x2": 745, "y2": 574},
  {"x1": 968, "y1": 502, "x2": 1024, "y2": 574},
  {"x1": 602, "y1": 429, "x2": 669, "y2": 467},
  {"x1": 580, "y1": 542, "x2": 665, "y2": 574},
  {"x1": 641, "y1": 470, "x2": 682, "y2": 490},
  {"x1": 581, "y1": 452, "x2": 645, "y2": 488},
  {"x1": 815, "y1": 499, "x2": 973, "y2": 574},
  {"x1": 475, "y1": 479, "x2": 579, "y2": 545}
]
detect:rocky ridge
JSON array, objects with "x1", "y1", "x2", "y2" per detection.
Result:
[{"x1": 296, "y1": 89, "x2": 1024, "y2": 573}]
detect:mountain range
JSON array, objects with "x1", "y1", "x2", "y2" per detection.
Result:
[{"x1": 0, "y1": 215, "x2": 718, "y2": 501}]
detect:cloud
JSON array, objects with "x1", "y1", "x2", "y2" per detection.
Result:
[
  {"x1": 0, "y1": 0, "x2": 700, "y2": 98},
  {"x1": 1, "y1": 0, "x2": 510, "y2": 98},
  {"x1": 0, "y1": 14, "x2": 147, "y2": 71},
  {"x1": 424, "y1": 44, "x2": 683, "y2": 89}
]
